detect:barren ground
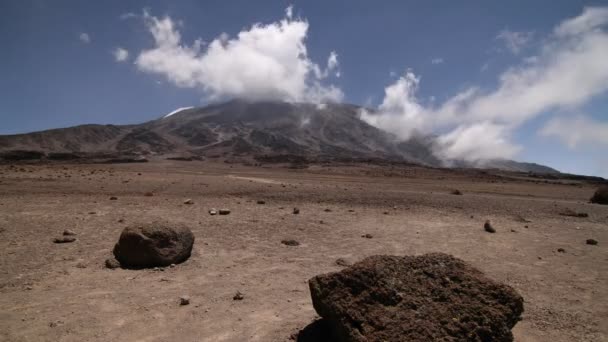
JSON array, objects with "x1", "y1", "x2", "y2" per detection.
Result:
[{"x1": 0, "y1": 160, "x2": 606, "y2": 342}]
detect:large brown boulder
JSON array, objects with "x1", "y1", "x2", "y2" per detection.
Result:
[
  {"x1": 590, "y1": 186, "x2": 608, "y2": 205},
  {"x1": 308, "y1": 253, "x2": 523, "y2": 342},
  {"x1": 113, "y1": 222, "x2": 194, "y2": 269}
]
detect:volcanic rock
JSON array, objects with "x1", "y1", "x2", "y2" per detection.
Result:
[
  {"x1": 53, "y1": 237, "x2": 76, "y2": 243},
  {"x1": 335, "y1": 258, "x2": 350, "y2": 267},
  {"x1": 308, "y1": 253, "x2": 524, "y2": 342},
  {"x1": 233, "y1": 291, "x2": 245, "y2": 301},
  {"x1": 484, "y1": 220, "x2": 496, "y2": 233},
  {"x1": 281, "y1": 239, "x2": 300, "y2": 246},
  {"x1": 586, "y1": 239, "x2": 598, "y2": 245},
  {"x1": 590, "y1": 186, "x2": 608, "y2": 205},
  {"x1": 105, "y1": 258, "x2": 121, "y2": 269},
  {"x1": 559, "y1": 208, "x2": 588, "y2": 217},
  {"x1": 180, "y1": 296, "x2": 190, "y2": 306},
  {"x1": 112, "y1": 222, "x2": 195, "y2": 269}
]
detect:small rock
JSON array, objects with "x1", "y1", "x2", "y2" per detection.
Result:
[
  {"x1": 105, "y1": 258, "x2": 121, "y2": 269},
  {"x1": 484, "y1": 220, "x2": 496, "y2": 233},
  {"x1": 383, "y1": 211, "x2": 389, "y2": 215},
  {"x1": 209, "y1": 209, "x2": 217, "y2": 215},
  {"x1": 557, "y1": 248, "x2": 566, "y2": 253},
  {"x1": 348, "y1": 209, "x2": 355, "y2": 212},
  {"x1": 53, "y1": 237, "x2": 76, "y2": 243},
  {"x1": 219, "y1": 209, "x2": 231, "y2": 215},
  {"x1": 257, "y1": 200, "x2": 266, "y2": 205},
  {"x1": 586, "y1": 239, "x2": 598, "y2": 245},
  {"x1": 75, "y1": 262, "x2": 87, "y2": 268},
  {"x1": 63, "y1": 229, "x2": 76, "y2": 236},
  {"x1": 118, "y1": 219, "x2": 125, "y2": 223},
  {"x1": 335, "y1": 258, "x2": 350, "y2": 267},
  {"x1": 293, "y1": 207, "x2": 300, "y2": 214},
  {"x1": 324, "y1": 208, "x2": 332, "y2": 212},
  {"x1": 362, "y1": 233, "x2": 373, "y2": 239},
  {"x1": 109, "y1": 196, "x2": 118, "y2": 200},
  {"x1": 88, "y1": 211, "x2": 96, "y2": 215},
  {"x1": 281, "y1": 239, "x2": 300, "y2": 246},
  {"x1": 451, "y1": 189, "x2": 463, "y2": 195},
  {"x1": 169, "y1": 263, "x2": 176, "y2": 268},
  {"x1": 180, "y1": 296, "x2": 190, "y2": 306},
  {"x1": 510, "y1": 229, "x2": 517, "y2": 233},
  {"x1": 559, "y1": 209, "x2": 589, "y2": 217},
  {"x1": 233, "y1": 291, "x2": 244, "y2": 300},
  {"x1": 184, "y1": 199, "x2": 194, "y2": 205},
  {"x1": 144, "y1": 192, "x2": 154, "y2": 197}
]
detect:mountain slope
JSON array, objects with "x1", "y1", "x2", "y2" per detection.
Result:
[{"x1": 0, "y1": 99, "x2": 557, "y2": 173}]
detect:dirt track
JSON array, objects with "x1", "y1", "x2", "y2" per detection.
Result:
[{"x1": 0, "y1": 160, "x2": 606, "y2": 341}]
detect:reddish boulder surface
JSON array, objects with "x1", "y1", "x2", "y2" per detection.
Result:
[
  {"x1": 308, "y1": 253, "x2": 523, "y2": 342},
  {"x1": 113, "y1": 222, "x2": 194, "y2": 269}
]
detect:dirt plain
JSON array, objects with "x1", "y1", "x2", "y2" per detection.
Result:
[{"x1": 0, "y1": 160, "x2": 606, "y2": 342}]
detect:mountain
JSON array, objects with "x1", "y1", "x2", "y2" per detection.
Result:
[{"x1": 0, "y1": 99, "x2": 558, "y2": 173}]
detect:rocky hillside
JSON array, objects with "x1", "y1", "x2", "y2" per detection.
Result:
[{"x1": 0, "y1": 99, "x2": 558, "y2": 173}]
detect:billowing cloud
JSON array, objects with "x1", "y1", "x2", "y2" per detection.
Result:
[
  {"x1": 361, "y1": 6, "x2": 608, "y2": 162},
  {"x1": 435, "y1": 122, "x2": 520, "y2": 160},
  {"x1": 360, "y1": 71, "x2": 428, "y2": 139},
  {"x1": 540, "y1": 116, "x2": 608, "y2": 148},
  {"x1": 135, "y1": 8, "x2": 342, "y2": 103},
  {"x1": 555, "y1": 6, "x2": 608, "y2": 37},
  {"x1": 79, "y1": 32, "x2": 90, "y2": 43},
  {"x1": 496, "y1": 29, "x2": 533, "y2": 55},
  {"x1": 112, "y1": 47, "x2": 129, "y2": 62}
]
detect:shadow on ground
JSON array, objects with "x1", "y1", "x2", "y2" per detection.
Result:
[{"x1": 296, "y1": 319, "x2": 335, "y2": 342}]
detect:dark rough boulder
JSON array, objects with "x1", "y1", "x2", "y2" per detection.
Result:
[
  {"x1": 308, "y1": 253, "x2": 524, "y2": 342},
  {"x1": 590, "y1": 186, "x2": 608, "y2": 205},
  {"x1": 113, "y1": 222, "x2": 194, "y2": 269}
]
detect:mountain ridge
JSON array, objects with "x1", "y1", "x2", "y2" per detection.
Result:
[{"x1": 0, "y1": 99, "x2": 559, "y2": 174}]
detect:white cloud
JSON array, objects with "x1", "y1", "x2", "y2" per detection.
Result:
[
  {"x1": 135, "y1": 8, "x2": 342, "y2": 104},
  {"x1": 360, "y1": 71, "x2": 428, "y2": 139},
  {"x1": 361, "y1": 7, "x2": 608, "y2": 162},
  {"x1": 120, "y1": 12, "x2": 138, "y2": 20},
  {"x1": 436, "y1": 122, "x2": 520, "y2": 160},
  {"x1": 112, "y1": 47, "x2": 129, "y2": 62},
  {"x1": 79, "y1": 32, "x2": 90, "y2": 43},
  {"x1": 431, "y1": 57, "x2": 444, "y2": 64},
  {"x1": 285, "y1": 5, "x2": 294, "y2": 20},
  {"x1": 496, "y1": 29, "x2": 533, "y2": 55},
  {"x1": 540, "y1": 116, "x2": 608, "y2": 148},
  {"x1": 555, "y1": 6, "x2": 608, "y2": 37}
]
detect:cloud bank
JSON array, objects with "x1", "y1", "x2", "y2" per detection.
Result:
[
  {"x1": 135, "y1": 8, "x2": 342, "y2": 103},
  {"x1": 540, "y1": 116, "x2": 608, "y2": 148},
  {"x1": 361, "y1": 6, "x2": 608, "y2": 162}
]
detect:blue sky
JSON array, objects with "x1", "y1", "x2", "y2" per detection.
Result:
[{"x1": 1, "y1": 1, "x2": 607, "y2": 176}]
